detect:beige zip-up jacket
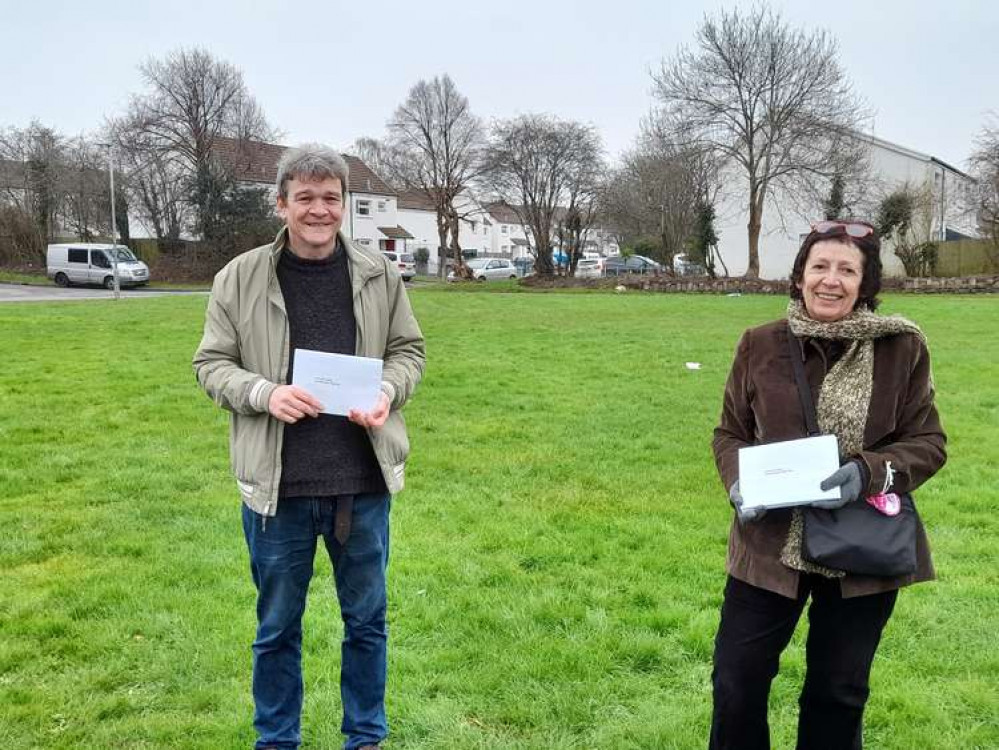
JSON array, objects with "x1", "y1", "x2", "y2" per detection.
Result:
[{"x1": 193, "y1": 228, "x2": 426, "y2": 516}]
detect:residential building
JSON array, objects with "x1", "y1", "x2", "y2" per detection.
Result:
[
  {"x1": 214, "y1": 137, "x2": 413, "y2": 253},
  {"x1": 215, "y1": 137, "x2": 620, "y2": 272},
  {"x1": 712, "y1": 133, "x2": 979, "y2": 279}
]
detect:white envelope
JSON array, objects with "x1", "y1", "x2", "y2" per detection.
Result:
[
  {"x1": 291, "y1": 349, "x2": 383, "y2": 417},
  {"x1": 738, "y1": 435, "x2": 841, "y2": 509}
]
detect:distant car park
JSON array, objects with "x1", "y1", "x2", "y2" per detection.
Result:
[{"x1": 602, "y1": 255, "x2": 662, "y2": 276}]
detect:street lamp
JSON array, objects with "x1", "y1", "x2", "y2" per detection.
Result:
[{"x1": 98, "y1": 142, "x2": 121, "y2": 299}]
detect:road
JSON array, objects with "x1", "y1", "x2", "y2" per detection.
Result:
[{"x1": 0, "y1": 283, "x2": 207, "y2": 303}]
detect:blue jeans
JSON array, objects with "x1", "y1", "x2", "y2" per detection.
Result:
[{"x1": 242, "y1": 493, "x2": 390, "y2": 750}]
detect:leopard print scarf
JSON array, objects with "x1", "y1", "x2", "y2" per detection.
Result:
[{"x1": 780, "y1": 300, "x2": 925, "y2": 577}]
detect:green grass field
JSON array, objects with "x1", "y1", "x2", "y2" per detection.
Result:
[{"x1": 1, "y1": 289, "x2": 996, "y2": 749}]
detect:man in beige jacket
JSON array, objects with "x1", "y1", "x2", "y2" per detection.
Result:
[{"x1": 193, "y1": 143, "x2": 425, "y2": 750}]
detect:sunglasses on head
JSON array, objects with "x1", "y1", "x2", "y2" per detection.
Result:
[{"x1": 811, "y1": 220, "x2": 875, "y2": 238}]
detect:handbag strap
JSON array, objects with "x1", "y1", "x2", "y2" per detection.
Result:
[{"x1": 786, "y1": 323, "x2": 821, "y2": 437}]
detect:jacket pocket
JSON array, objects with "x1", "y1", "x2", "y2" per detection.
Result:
[{"x1": 236, "y1": 478, "x2": 255, "y2": 504}]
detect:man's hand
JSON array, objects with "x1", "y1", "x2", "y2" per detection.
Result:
[
  {"x1": 813, "y1": 461, "x2": 864, "y2": 510},
  {"x1": 348, "y1": 391, "x2": 390, "y2": 429},
  {"x1": 268, "y1": 385, "x2": 322, "y2": 424},
  {"x1": 730, "y1": 480, "x2": 766, "y2": 523}
]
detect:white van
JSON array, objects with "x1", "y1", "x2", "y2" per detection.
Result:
[{"x1": 47, "y1": 243, "x2": 151, "y2": 288}]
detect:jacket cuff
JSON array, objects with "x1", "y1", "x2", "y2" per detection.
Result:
[
  {"x1": 855, "y1": 452, "x2": 881, "y2": 495},
  {"x1": 380, "y1": 380, "x2": 397, "y2": 407},
  {"x1": 250, "y1": 378, "x2": 279, "y2": 413}
]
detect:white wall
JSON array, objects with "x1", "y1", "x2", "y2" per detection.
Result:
[
  {"x1": 712, "y1": 136, "x2": 980, "y2": 280},
  {"x1": 346, "y1": 194, "x2": 398, "y2": 250}
]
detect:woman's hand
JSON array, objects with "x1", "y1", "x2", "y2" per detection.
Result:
[
  {"x1": 814, "y1": 461, "x2": 865, "y2": 509},
  {"x1": 730, "y1": 480, "x2": 766, "y2": 523}
]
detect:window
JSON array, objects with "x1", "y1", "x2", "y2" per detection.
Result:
[
  {"x1": 68, "y1": 249, "x2": 88, "y2": 263},
  {"x1": 377, "y1": 201, "x2": 386, "y2": 212},
  {"x1": 357, "y1": 238, "x2": 372, "y2": 246},
  {"x1": 91, "y1": 250, "x2": 110, "y2": 268},
  {"x1": 357, "y1": 199, "x2": 371, "y2": 216},
  {"x1": 470, "y1": 221, "x2": 477, "y2": 232},
  {"x1": 501, "y1": 225, "x2": 508, "y2": 234},
  {"x1": 502, "y1": 245, "x2": 509, "y2": 254}
]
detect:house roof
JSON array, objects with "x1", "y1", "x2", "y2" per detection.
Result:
[
  {"x1": 485, "y1": 200, "x2": 522, "y2": 224},
  {"x1": 857, "y1": 132, "x2": 974, "y2": 181},
  {"x1": 396, "y1": 189, "x2": 437, "y2": 211},
  {"x1": 212, "y1": 137, "x2": 397, "y2": 196},
  {"x1": 378, "y1": 225, "x2": 414, "y2": 240}
]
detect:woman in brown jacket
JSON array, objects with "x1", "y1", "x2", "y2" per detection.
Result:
[{"x1": 709, "y1": 220, "x2": 946, "y2": 750}]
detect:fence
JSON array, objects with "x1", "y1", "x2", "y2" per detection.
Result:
[{"x1": 935, "y1": 239, "x2": 998, "y2": 277}]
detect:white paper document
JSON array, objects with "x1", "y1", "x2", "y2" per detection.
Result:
[
  {"x1": 738, "y1": 435, "x2": 841, "y2": 509},
  {"x1": 291, "y1": 349, "x2": 383, "y2": 417}
]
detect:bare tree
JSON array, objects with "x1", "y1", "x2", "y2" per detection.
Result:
[
  {"x1": 350, "y1": 137, "x2": 397, "y2": 188},
  {"x1": 652, "y1": 5, "x2": 868, "y2": 277},
  {"x1": 971, "y1": 121, "x2": 999, "y2": 258},
  {"x1": 108, "y1": 117, "x2": 190, "y2": 247},
  {"x1": 484, "y1": 115, "x2": 603, "y2": 277},
  {"x1": 556, "y1": 148, "x2": 603, "y2": 276},
  {"x1": 601, "y1": 131, "x2": 719, "y2": 274},
  {"x1": 124, "y1": 47, "x2": 274, "y2": 240},
  {"x1": 386, "y1": 75, "x2": 483, "y2": 278},
  {"x1": 62, "y1": 135, "x2": 112, "y2": 242},
  {"x1": 0, "y1": 122, "x2": 66, "y2": 257}
]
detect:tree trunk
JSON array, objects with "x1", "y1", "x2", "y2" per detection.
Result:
[
  {"x1": 534, "y1": 240, "x2": 554, "y2": 276},
  {"x1": 436, "y1": 211, "x2": 449, "y2": 280},
  {"x1": 746, "y1": 191, "x2": 762, "y2": 279},
  {"x1": 448, "y1": 210, "x2": 466, "y2": 278}
]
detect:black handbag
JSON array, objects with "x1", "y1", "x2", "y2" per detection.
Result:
[{"x1": 787, "y1": 327, "x2": 918, "y2": 577}]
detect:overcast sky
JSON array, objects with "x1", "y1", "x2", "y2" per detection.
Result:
[{"x1": 3, "y1": 0, "x2": 996, "y2": 171}]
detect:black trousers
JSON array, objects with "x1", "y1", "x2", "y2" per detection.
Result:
[{"x1": 709, "y1": 575, "x2": 897, "y2": 750}]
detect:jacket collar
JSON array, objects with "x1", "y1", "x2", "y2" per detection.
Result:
[{"x1": 268, "y1": 226, "x2": 384, "y2": 297}]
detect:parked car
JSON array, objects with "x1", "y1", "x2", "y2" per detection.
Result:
[
  {"x1": 382, "y1": 250, "x2": 416, "y2": 281},
  {"x1": 673, "y1": 253, "x2": 707, "y2": 277},
  {"x1": 602, "y1": 254, "x2": 662, "y2": 276},
  {"x1": 47, "y1": 243, "x2": 150, "y2": 288},
  {"x1": 512, "y1": 256, "x2": 535, "y2": 277},
  {"x1": 575, "y1": 258, "x2": 602, "y2": 278},
  {"x1": 448, "y1": 257, "x2": 518, "y2": 281}
]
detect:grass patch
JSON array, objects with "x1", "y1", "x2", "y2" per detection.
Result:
[
  {"x1": 0, "y1": 270, "x2": 50, "y2": 285},
  {"x1": 0, "y1": 290, "x2": 996, "y2": 748},
  {"x1": 0, "y1": 268, "x2": 209, "y2": 290}
]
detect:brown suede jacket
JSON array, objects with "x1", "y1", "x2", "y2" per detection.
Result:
[{"x1": 712, "y1": 319, "x2": 947, "y2": 598}]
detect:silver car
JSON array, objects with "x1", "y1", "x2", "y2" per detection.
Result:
[
  {"x1": 575, "y1": 258, "x2": 602, "y2": 278},
  {"x1": 382, "y1": 251, "x2": 416, "y2": 281},
  {"x1": 448, "y1": 257, "x2": 518, "y2": 281}
]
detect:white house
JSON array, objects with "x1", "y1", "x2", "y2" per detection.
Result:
[
  {"x1": 217, "y1": 138, "x2": 621, "y2": 271},
  {"x1": 712, "y1": 134, "x2": 979, "y2": 279},
  {"x1": 215, "y1": 137, "x2": 416, "y2": 254}
]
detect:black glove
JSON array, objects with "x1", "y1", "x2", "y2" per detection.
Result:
[
  {"x1": 814, "y1": 461, "x2": 865, "y2": 510},
  {"x1": 730, "y1": 480, "x2": 766, "y2": 523}
]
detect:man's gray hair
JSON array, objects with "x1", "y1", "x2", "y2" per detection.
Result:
[{"x1": 276, "y1": 143, "x2": 350, "y2": 199}]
